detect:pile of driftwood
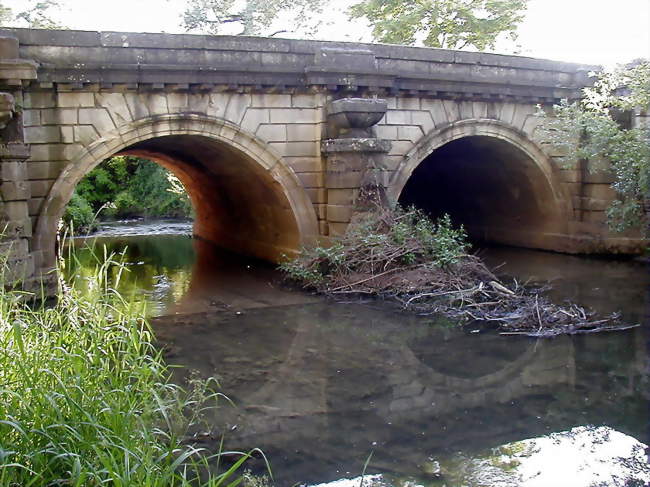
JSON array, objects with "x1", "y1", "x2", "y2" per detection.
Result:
[{"x1": 282, "y1": 207, "x2": 633, "y2": 337}]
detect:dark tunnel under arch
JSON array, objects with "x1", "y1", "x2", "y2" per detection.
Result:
[{"x1": 392, "y1": 127, "x2": 569, "y2": 251}]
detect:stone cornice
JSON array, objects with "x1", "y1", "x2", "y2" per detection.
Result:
[{"x1": 0, "y1": 28, "x2": 596, "y2": 102}]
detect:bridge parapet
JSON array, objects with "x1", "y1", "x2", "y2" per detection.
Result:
[{"x1": 1, "y1": 28, "x2": 594, "y2": 103}]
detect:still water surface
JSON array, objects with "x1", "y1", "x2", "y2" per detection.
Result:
[{"x1": 67, "y1": 221, "x2": 650, "y2": 487}]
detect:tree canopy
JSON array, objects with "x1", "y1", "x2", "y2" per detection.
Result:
[
  {"x1": 182, "y1": 0, "x2": 324, "y2": 36},
  {"x1": 0, "y1": 0, "x2": 62, "y2": 28},
  {"x1": 348, "y1": 0, "x2": 528, "y2": 50}
]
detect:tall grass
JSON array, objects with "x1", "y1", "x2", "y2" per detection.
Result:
[{"x1": 0, "y1": 250, "x2": 250, "y2": 486}]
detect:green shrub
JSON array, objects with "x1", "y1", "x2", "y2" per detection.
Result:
[
  {"x1": 62, "y1": 191, "x2": 96, "y2": 232},
  {"x1": 280, "y1": 206, "x2": 469, "y2": 290}
]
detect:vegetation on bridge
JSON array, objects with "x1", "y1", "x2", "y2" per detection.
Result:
[
  {"x1": 281, "y1": 206, "x2": 631, "y2": 337},
  {"x1": 540, "y1": 61, "x2": 650, "y2": 235}
]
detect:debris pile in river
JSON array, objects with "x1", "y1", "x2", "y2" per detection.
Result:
[{"x1": 280, "y1": 207, "x2": 632, "y2": 337}]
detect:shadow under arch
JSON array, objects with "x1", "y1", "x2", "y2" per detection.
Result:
[
  {"x1": 388, "y1": 119, "x2": 572, "y2": 251},
  {"x1": 34, "y1": 114, "x2": 319, "y2": 274}
]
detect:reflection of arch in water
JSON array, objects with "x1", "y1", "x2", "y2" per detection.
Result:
[
  {"x1": 34, "y1": 114, "x2": 319, "y2": 274},
  {"x1": 223, "y1": 315, "x2": 576, "y2": 442},
  {"x1": 389, "y1": 120, "x2": 572, "y2": 251}
]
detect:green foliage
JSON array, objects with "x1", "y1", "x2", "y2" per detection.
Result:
[
  {"x1": 280, "y1": 207, "x2": 469, "y2": 289},
  {"x1": 64, "y1": 156, "x2": 193, "y2": 230},
  {"x1": 62, "y1": 191, "x2": 96, "y2": 232},
  {"x1": 182, "y1": 0, "x2": 324, "y2": 36},
  {"x1": 0, "y1": 251, "x2": 249, "y2": 486},
  {"x1": 348, "y1": 0, "x2": 528, "y2": 50},
  {"x1": 538, "y1": 61, "x2": 650, "y2": 233},
  {"x1": 0, "y1": 0, "x2": 62, "y2": 28}
]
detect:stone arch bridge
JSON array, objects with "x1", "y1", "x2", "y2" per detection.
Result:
[{"x1": 0, "y1": 28, "x2": 645, "y2": 289}]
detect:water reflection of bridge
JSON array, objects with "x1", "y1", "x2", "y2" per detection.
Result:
[{"x1": 153, "y1": 302, "x2": 648, "y2": 485}]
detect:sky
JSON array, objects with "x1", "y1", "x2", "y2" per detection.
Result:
[{"x1": 3, "y1": 0, "x2": 649, "y2": 67}]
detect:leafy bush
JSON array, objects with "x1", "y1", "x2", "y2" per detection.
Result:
[
  {"x1": 280, "y1": 206, "x2": 469, "y2": 290},
  {"x1": 62, "y1": 191, "x2": 96, "y2": 232}
]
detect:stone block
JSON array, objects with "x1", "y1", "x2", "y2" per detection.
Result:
[
  {"x1": 499, "y1": 103, "x2": 516, "y2": 125},
  {"x1": 269, "y1": 108, "x2": 320, "y2": 124},
  {"x1": 224, "y1": 94, "x2": 251, "y2": 125},
  {"x1": 421, "y1": 99, "x2": 448, "y2": 127},
  {"x1": 314, "y1": 203, "x2": 327, "y2": 220},
  {"x1": 240, "y1": 108, "x2": 270, "y2": 133},
  {"x1": 318, "y1": 220, "x2": 329, "y2": 236},
  {"x1": 512, "y1": 104, "x2": 537, "y2": 131},
  {"x1": 397, "y1": 125, "x2": 423, "y2": 142},
  {"x1": 327, "y1": 188, "x2": 356, "y2": 206},
  {"x1": 326, "y1": 204, "x2": 353, "y2": 223},
  {"x1": 297, "y1": 172, "x2": 323, "y2": 188},
  {"x1": 1, "y1": 200, "x2": 29, "y2": 221},
  {"x1": 143, "y1": 93, "x2": 169, "y2": 116},
  {"x1": 573, "y1": 196, "x2": 610, "y2": 212},
  {"x1": 326, "y1": 170, "x2": 364, "y2": 189},
  {"x1": 24, "y1": 126, "x2": 61, "y2": 144},
  {"x1": 287, "y1": 123, "x2": 320, "y2": 141},
  {"x1": 22, "y1": 109, "x2": 40, "y2": 126},
  {"x1": 78, "y1": 108, "x2": 116, "y2": 134},
  {"x1": 459, "y1": 100, "x2": 474, "y2": 119},
  {"x1": 24, "y1": 91, "x2": 56, "y2": 109},
  {"x1": 269, "y1": 141, "x2": 319, "y2": 157},
  {"x1": 410, "y1": 111, "x2": 434, "y2": 135},
  {"x1": 74, "y1": 125, "x2": 99, "y2": 145},
  {"x1": 468, "y1": 102, "x2": 485, "y2": 119},
  {"x1": 0, "y1": 181, "x2": 29, "y2": 201},
  {"x1": 251, "y1": 94, "x2": 292, "y2": 108},
  {"x1": 27, "y1": 161, "x2": 65, "y2": 180},
  {"x1": 292, "y1": 94, "x2": 319, "y2": 108},
  {"x1": 29, "y1": 179, "x2": 53, "y2": 198},
  {"x1": 583, "y1": 183, "x2": 616, "y2": 200},
  {"x1": 396, "y1": 97, "x2": 420, "y2": 110},
  {"x1": 167, "y1": 93, "x2": 189, "y2": 113},
  {"x1": 285, "y1": 156, "x2": 323, "y2": 173},
  {"x1": 328, "y1": 222, "x2": 349, "y2": 237},
  {"x1": 256, "y1": 124, "x2": 287, "y2": 142},
  {"x1": 0, "y1": 161, "x2": 27, "y2": 182},
  {"x1": 187, "y1": 93, "x2": 210, "y2": 114},
  {"x1": 57, "y1": 92, "x2": 94, "y2": 108},
  {"x1": 305, "y1": 187, "x2": 327, "y2": 204},
  {"x1": 123, "y1": 93, "x2": 151, "y2": 120},
  {"x1": 40, "y1": 108, "x2": 78, "y2": 125},
  {"x1": 388, "y1": 140, "x2": 414, "y2": 157},
  {"x1": 95, "y1": 92, "x2": 132, "y2": 125},
  {"x1": 28, "y1": 197, "x2": 44, "y2": 216},
  {"x1": 375, "y1": 125, "x2": 398, "y2": 140},
  {"x1": 385, "y1": 110, "x2": 411, "y2": 125},
  {"x1": 60, "y1": 126, "x2": 74, "y2": 143},
  {"x1": 442, "y1": 100, "x2": 460, "y2": 122}
]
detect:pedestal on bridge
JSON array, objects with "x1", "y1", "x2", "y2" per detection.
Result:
[{"x1": 321, "y1": 97, "x2": 392, "y2": 237}]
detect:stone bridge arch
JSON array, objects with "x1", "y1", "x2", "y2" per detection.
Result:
[
  {"x1": 388, "y1": 119, "x2": 573, "y2": 251},
  {"x1": 33, "y1": 113, "x2": 319, "y2": 275}
]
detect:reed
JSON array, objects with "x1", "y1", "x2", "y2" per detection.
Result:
[{"x1": 0, "y1": 248, "x2": 249, "y2": 486}]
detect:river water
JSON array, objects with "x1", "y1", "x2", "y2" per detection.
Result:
[{"x1": 67, "y1": 220, "x2": 650, "y2": 487}]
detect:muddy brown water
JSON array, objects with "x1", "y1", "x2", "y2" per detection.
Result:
[{"x1": 68, "y1": 220, "x2": 649, "y2": 487}]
